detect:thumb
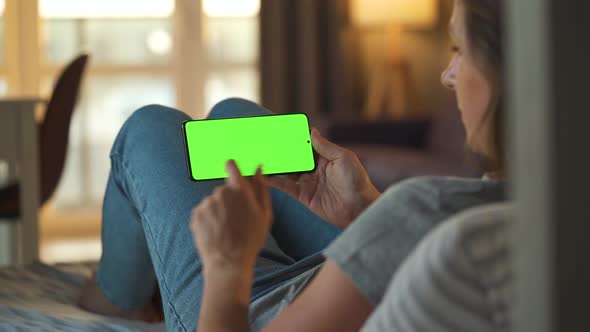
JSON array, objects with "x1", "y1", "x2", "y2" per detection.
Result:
[{"x1": 311, "y1": 128, "x2": 346, "y2": 160}]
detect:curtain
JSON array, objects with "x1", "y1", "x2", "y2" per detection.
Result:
[{"x1": 260, "y1": 0, "x2": 357, "y2": 124}]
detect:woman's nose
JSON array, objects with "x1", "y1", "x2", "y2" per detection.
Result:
[{"x1": 441, "y1": 60, "x2": 457, "y2": 90}]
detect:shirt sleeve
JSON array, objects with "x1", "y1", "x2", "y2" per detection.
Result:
[{"x1": 323, "y1": 177, "x2": 448, "y2": 305}]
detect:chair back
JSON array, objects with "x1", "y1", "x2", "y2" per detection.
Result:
[{"x1": 38, "y1": 54, "x2": 89, "y2": 203}]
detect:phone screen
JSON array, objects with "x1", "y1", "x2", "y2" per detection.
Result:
[{"x1": 182, "y1": 113, "x2": 315, "y2": 181}]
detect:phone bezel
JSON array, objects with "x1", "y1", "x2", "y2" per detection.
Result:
[{"x1": 181, "y1": 113, "x2": 316, "y2": 182}]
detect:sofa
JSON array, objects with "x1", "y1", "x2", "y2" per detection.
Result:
[{"x1": 324, "y1": 100, "x2": 484, "y2": 192}]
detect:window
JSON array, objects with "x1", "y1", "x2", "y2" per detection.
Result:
[
  {"x1": 202, "y1": 0, "x2": 260, "y2": 111},
  {"x1": 0, "y1": 0, "x2": 260, "y2": 210},
  {"x1": 40, "y1": 0, "x2": 174, "y2": 65},
  {"x1": 39, "y1": 0, "x2": 177, "y2": 206}
]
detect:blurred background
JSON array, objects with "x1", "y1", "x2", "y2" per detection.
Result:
[
  {"x1": 0, "y1": 0, "x2": 478, "y2": 264},
  {"x1": 2, "y1": 1, "x2": 588, "y2": 330}
]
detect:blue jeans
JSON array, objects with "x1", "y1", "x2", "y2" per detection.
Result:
[{"x1": 96, "y1": 98, "x2": 341, "y2": 332}]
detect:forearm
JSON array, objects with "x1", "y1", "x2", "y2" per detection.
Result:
[{"x1": 197, "y1": 266, "x2": 253, "y2": 332}]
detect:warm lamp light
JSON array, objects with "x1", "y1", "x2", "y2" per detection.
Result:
[
  {"x1": 350, "y1": 0, "x2": 437, "y2": 119},
  {"x1": 350, "y1": 0, "x2": 437, "y2": 28}
]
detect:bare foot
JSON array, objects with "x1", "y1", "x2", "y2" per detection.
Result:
[{"x1": 78, "y1": 272, "x2": 164, "y2": 323}]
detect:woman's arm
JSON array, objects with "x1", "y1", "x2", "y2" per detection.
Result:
[
  {"x1": 197, "y1": 259, "x2": 374, "y2": 332},
  {"x1": 192, "y1": 160, "x2": 374, "y2": 332},
  {"x1": 262, "y1": 259, "x2": 373, "y2": 332},
  {"x1": 191, "y1": 161, "x2": 272, "y2": 332},
  {"x1": 197, "y1": 266, "x2": 252, "y2": 332}
]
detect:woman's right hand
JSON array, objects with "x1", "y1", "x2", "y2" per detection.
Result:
[{"x1": 268, "y1": 128, "x2": 380, "y2": 228}]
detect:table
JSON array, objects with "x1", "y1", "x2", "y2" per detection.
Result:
[{"x1": 0, "y1": 98, "x2": 44, "y2": 265}]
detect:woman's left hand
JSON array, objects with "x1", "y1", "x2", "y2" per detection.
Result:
[{"x1": 190, "y1": 160, "x2": 273, "y2": 274}]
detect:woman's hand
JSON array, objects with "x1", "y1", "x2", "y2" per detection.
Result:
[
  {"x1": 268, "y1": 129, "x2": 380, "y2": 228},
  {"x1": 190, "y1": 160, "x2": 272, "y2": 273}
]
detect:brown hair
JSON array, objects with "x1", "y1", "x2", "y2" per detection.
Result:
[{"x1": 460, "y1": 0, "x2": 505, "y2": 174}]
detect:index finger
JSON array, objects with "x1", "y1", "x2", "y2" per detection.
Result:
[
  {"x1": 225, "y1": 159, "x2": 247, "y2": 189},
  {"x1": 253, "y1": 165, "x2": 270, "y2": 208}
]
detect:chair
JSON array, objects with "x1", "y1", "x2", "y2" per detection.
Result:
[{"x1": 0, "y1": 54, "x2": 90, "y2": 218}]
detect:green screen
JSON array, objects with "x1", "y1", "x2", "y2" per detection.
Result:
[{"x1": 183, "y1": 114, "x2": 315, "y2": 180}]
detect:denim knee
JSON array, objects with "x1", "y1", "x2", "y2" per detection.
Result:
[
  {"x1": 208, "y1": 98, "x2": 272, "y2": 119},
  {"x1": 124, "y1": 104, "x2": 189, "y2": 132},
  {"x1": 112, "y1": 104, "x2": 191, "y2": 156}
]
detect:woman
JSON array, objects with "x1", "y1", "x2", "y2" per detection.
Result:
[{"x1": 80, "y1": 0, "x2": 506, "y2": 331}]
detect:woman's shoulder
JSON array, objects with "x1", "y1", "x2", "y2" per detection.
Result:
[
  {"x1": 384, "y1": 175, "x2": 507, "y2": 209},
  {"x1": 391, "y1": 175, "x2": 504, "y2": 193},
  {"x1": 359, "y1": 203, "x2": 513, "y2": 332}
]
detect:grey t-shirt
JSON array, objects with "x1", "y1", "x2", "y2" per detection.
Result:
[
  {"x1": 360, "y1": 203, "x2": 512, "y2": 332},
  {"x1": 324, "y1": 176, "x2": 506, "y2": 305},
  {"x1": 248, "y1": 176, "x2": 505, "y2": 331}
]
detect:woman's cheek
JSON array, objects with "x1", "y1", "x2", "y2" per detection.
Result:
[
  {"x1": 463, "y1": 68, "x2": 484, "y2": 122},
  {"x1": 455, "y1": 66, "x2": 475, "y2": 133}
]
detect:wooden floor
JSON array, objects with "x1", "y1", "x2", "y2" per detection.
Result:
[{"x1": 39, "y1": 203, "x2": 102, "y2": 263}]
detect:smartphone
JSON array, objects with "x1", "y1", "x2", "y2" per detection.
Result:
[{"x1": 182, "y1": 113, "x2": 315, "y2": 181}]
